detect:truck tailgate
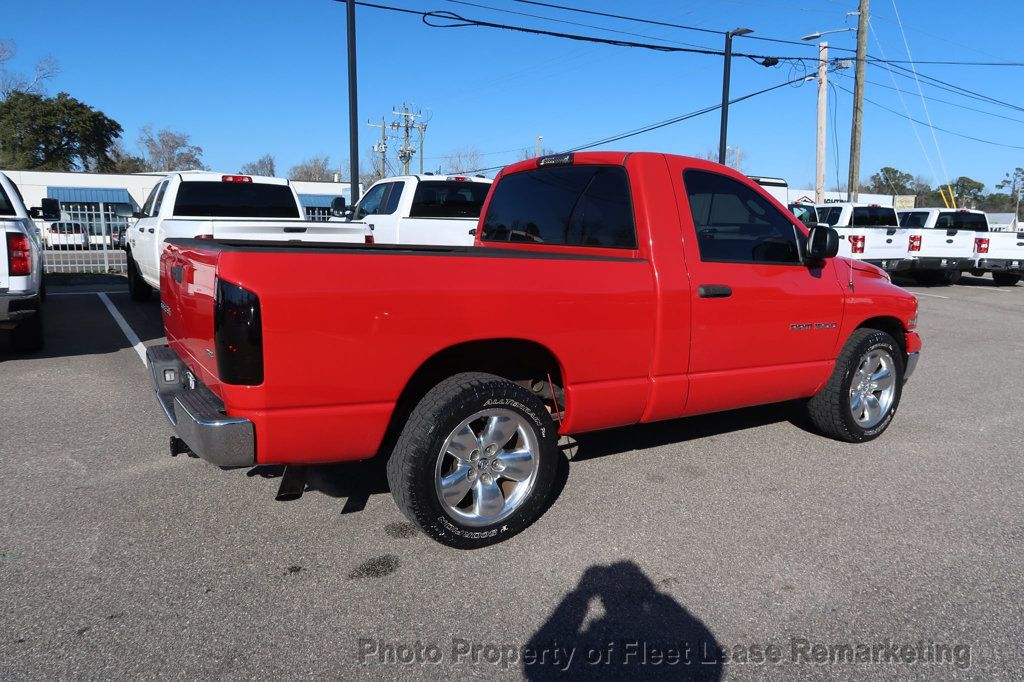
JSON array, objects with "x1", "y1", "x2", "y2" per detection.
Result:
[
  {"x1": 983, "y1": 232, "x2": 1024, "y2": 262},
  {"x1": 165, "y1": 218, "x2": 366, "y2": 243},
  {"x1": 861, "y1": 227, "x2": 910, "y2": 260},
  {"x1": 910, "y1": 228, "x2": 975, "y2": 259},
  {"x1": 160, "y1": 241, "x2": 222, "y2": 395}
]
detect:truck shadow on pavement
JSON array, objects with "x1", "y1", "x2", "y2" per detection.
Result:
[
  {"x1": 524, "y1": 560, "x2": 722, "y2": 680},
  {"x1": 242, "y1": 401, "x2": 811, "y2": 516}
]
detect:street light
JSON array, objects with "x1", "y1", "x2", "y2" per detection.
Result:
[
  {"x1": 800, "y1": 27, "x2": 855, "y2": 41},
  {"x1": 718, "y1": 27, "x2": 753, "y2": 166}
]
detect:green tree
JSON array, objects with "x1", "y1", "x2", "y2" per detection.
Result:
[
  {"x1": 950, "y1": 176, "x2": 985, "y2": 208},
  {"x1": 865, "y1": 166, "x2": 915, "y2": 195},
  {"x1": 0, "y1": 91, "x2": 122, "y2": 171},
  {"x1": 995, "y1": 167, "x2": 1023, "y2": 217}
]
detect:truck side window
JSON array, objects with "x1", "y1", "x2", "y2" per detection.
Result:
[
  {"x1": 383, "y1": 182, "x2": 403, "y2": 214},
  {"x1": 354, "y1": 183, "x2": 388, "y2": 220},
  {"x1": 816, "y1": 206, "x2": 843, "y2": 226},
  {"x1": 683, "y1": 170, "x2": 801, "y2": 265},
  {"x1": 898, "y1": 212, "x2": 928, "y2": 227},
  {"x1": 481, "y1": 166, "x2": 637, "y2": 248},
  {"x1": 140, "y1": 184, "x2": 159, "y2": 217},
  {"x1": 151, "y1": 181, "x2": 168, "y2": 216}
]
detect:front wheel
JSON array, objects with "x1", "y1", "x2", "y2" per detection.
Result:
[
  {"x1": 126, "y1": 251, "x2": 152, "y2": 301},
  {"x1": 386, "y1": 372, "x2": 559, "y2": 549},
  {"x1": 807, "y1": 329, "x2": 904, "y2": 443},
  {"x1": 992, "y1": 273, "x2": 1021, "y2": 287}
]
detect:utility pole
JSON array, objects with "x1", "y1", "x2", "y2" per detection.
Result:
[
  {"x1": 390, "y1": 105, "x2": 421, "y2": 175},
  {"x1": 535, "y1": 135, "x2": 543, "y2": 158},
  {"x1": 416, "y1": 122, "x2": 427, "y2": 174},
  {"x1": 345, "y1": 0, "x2": 360, "y2": 203},
  {"x1": 815, "y1": 41, "x2": 829, "y2": 204},
  {"x1": 719, "y1": 28, "x2": 753, "y2": 165},
  {"x1": 847, "y1": 0, "x2": 869, "y2": 202},
  {"x1": 368, "y1": 117, "x2": 388, "y2": 180}
]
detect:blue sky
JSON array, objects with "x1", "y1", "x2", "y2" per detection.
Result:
[{"x1": 4, "y1": 0, "x2": 1022, "y2": 190}]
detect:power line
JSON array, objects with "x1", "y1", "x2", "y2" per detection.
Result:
[{"x1": 834, "y1": 83, "x2": 1024, "y2": 150}]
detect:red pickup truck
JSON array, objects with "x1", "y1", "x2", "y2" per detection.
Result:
[{"x1": 149, "y1": 152, "x2": 921, "y2": 548}]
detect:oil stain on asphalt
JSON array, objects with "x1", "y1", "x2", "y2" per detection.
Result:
[{"x1": 348, "y1": 555, "x2": 400, "y2": 579}]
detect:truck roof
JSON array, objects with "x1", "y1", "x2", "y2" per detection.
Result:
[
  {"x1": 376, "y1": 174, "x2": 493, "y2": 184},
  {"x1": 897, "y1": 207, "x2": 985, "y2": 214},
  {"x1": 170, "y1": 171, "x2": 290, "y2": 186}
]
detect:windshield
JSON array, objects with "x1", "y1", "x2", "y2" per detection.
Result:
[
  {"x1": 409, "y1": 181, "x2": 490, "y2": 219},
  {"x1": 173, "y1": 182, "x2": 300, "y2": 218},
  {"x1": 851, "y1": 206, "x2": 899, "y2": 227}
]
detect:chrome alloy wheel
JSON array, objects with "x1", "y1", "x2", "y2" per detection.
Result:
[
  {"x1": 434, "y1": 409, "x2": 540, "y2": 527},
  {"x1": 849, "y1": 349, "x2": 897, "y2": 428}
]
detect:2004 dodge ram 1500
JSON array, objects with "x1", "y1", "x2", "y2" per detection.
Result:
[{"x1": 149, "y1": 152, "x2": 922, "y2": 548}]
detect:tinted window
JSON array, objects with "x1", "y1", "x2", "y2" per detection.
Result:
[
  {"x1": 851, "y1": 206, "x2": 898, "y2": 226},
  {"x1": 354, "y1": 183, "x2": 388, "y2": 220},
  {"x1": 0, "y1": 184, "x2": 14, "y2": 217},
  {"x1": 410, "y1": 181, "x2": 490, "y2": 219},
  {"x1": 384, "y1": 181, "x2": 404, "y2": 214},
  {"x1": 816, "y1": 206, "x2": 843, "y2": 226},
  {"x1": 173, "y1": 182, "x2": 300, "y2": 218},
  {"x1": 898, "y1": 211, "x2": 928, "y2": 227},
  {"x1": 140, "y1": 184, "x2": 159, "y2": 217},
  {"x1": 936, "y1": 211, "x2": 988, "y2": 231},
  {"x1": 152, "y1": 181, "x2": 169, "y2": 216},
  {"x1": 684, "y1": 170, "x2": 801, "y2": 264},
  {"x1": 481, "y1": 166, "x2": 636, "y2": 248}
]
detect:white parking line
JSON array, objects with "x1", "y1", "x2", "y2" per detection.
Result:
[
  {"x1": 906, "y1": 290, "x2": 950, "y2": 299},
  {"x1": 49, "y1": 289, "x2": 127, "y2": 296},
  {"x1": 966, "y1": 287, "x2": 1010, "y2": 293},
  {"x1": 96, "y1": 293, "x2": 148, "y2": 367}
]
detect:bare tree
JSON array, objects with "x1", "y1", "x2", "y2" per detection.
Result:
[
  {"x1": 441, "y1": 146, "x2": 483, "y2": 174},
  {"x1": 694, "y1": 147, "x2": 744, "y2": 171},
  {"x1": 0, "y1": 39, "x2": 59, "y2": 98},
  {"x1": 288, "y1": 155, "x2": 337, "y2": 182},
  {"x1": 239, "y1": 153, "x2": 276, "y2": 177},
  {"x1": 138, "y1": 125, "x2": 205, "y2": 171},
  {"x1": 519, "y1": 146, "x2": 557, "y2": 161}
]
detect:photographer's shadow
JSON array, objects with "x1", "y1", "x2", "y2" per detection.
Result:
[{"x1": 525, "y1": 561, "x2": 722, "y2": 680}]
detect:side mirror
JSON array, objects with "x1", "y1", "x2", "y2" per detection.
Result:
[
  {"x1": 330, "y1": 196, "x2": 347, "y2": 217},
  {"x1": 112, "y1": 202, "x2": 136, "y2": 219},
  {"x1": 33, "y1": 198, "x2": 62, "y2": 222},
  {"x1": 806, "y1": 224, "x2": 840, "y2": 261}
]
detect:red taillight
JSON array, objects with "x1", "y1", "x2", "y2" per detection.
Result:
[
  {"x1": 364, "y1": 234, "x2": 375, "y2": 244},
  {"x1": 909, "y1": 235, "x2": 922, "y2": 252},
  {"x1": 975, "y1": 237, "x2": 989, "y2": 253},
  {"x1": 6, "y1": 233, "x2": 31, "y2": 276},
  {"x1": 222, "y1": 175, "x2": 252, "y2": 183},
  {"x1": 195, "y1": 234, "x2": 214, "y2": 240},
  {"x1": 849, "y1": 235, "x2": 865, "y2": 254}
]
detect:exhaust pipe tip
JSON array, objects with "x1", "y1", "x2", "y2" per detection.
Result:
[{"x1": 275, "y1": 466, "x2": 307, "y2": 501}]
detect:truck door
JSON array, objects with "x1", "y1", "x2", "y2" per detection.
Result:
[
  {"x1": 353, "y1": 182, "x2": 399, "y2": 243},
  {"x1": 132, "y1": 180, "x2": 167, "y2": 283},
  {"x1": 673, "y1": 167, "x2": 845, "y2": 415}
]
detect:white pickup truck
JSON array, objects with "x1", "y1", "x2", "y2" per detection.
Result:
[
  {"x1": 332, "y1": 174, "x2": 493, "y2": 246},
  {"x1": 897, "y1": 208, "x2": 984, "y2": 285},
  {"x1": 125, "y1": 172, "x2": 369, "y2": 300},
  {"x1": 1, "y1": 173, "x2": 60, "y2": 351},
  {"x1": 967, "y1": 217, "x2": 1023, "y2": 287},
  {"x1": 814, "y1": 203, "x2": 910, "y2": 273}
]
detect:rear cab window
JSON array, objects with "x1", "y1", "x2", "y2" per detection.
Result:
[
  {"x1": 936, "y1": 211, "x2": 988, "y2": 231},
  {"x1": 898, "y1": 211, "x2": 929, "y2": 228},
  {"x1": 173, "y1": 182, "x2": 300, "y2": 218},
  {"x1": 481, "y1": 166, "x2": 637, "y2": 248},
  {"x1": 851, "y1": 206, "x2": 898, "y2": 226},
  {"x1": 410, "y1": 181, "x2": 490, "y2": 219}
]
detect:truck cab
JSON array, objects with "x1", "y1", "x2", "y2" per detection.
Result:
[{"x1": 337, "y1": 175, "x2": 493, "y2": 246}]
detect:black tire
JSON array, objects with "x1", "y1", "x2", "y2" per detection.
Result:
[
  {"x1": 126, "y1": 251, "x2": 152, "y2": 301},
  {"x1": 944, "y1": 270, "x2": 962, "y2": 285},
  {"x1": 807, "y1": 328, "x2": 904, "y2": 443},
  {"x1": 10, "y1": 309, "x2": 44, "y2": 353},
  {"x1": 911, "y1": 271, "x2": 942, "y2": 286},
  {"x1": 992, "y1": 272, "x2": 1021, "y2": 287},
  {"x1": 386, "y1": 372, "x2": 559, "y2": 549}
]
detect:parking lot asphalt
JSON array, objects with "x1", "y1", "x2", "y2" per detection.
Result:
[{"x1": 1, "y1": 274, "x2": 1022, "y2": 679}]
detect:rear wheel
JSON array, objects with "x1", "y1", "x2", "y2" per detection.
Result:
[
  {"x1": 992, "y1": 272, "x2": 1021, "y2": 287},
  {"x1": 10, "y1": 309, "x2": 44, "y2": 353},
  {"x1": 807, "y1": 328, "x2": 904, "y2": 443},
  {"x1": 386, "y1": 372, "x2": 559, "y2": 549},
  {"x1": 126, "y1": 251, "x2": 152, "y2": 301}
]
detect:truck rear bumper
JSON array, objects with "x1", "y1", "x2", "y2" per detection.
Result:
[
  {"x1": 975, "y1": 258, "x2": 1023, "y2": 273},
  {"x1": 865, "y1": 258, "x2": 910, "y2": 272},
  {"x1": 909, "y1": 257, "x2": 964, "y2": 270},
  {"x1": 903, "y1": 331, "x2": 922, "y2": 383},
  {"x1": 146, "y1": 345, "x2": 255, "y2": 467},
  {"x1": 0, "y1": 293, "x2": 40, "y2": 325}
]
